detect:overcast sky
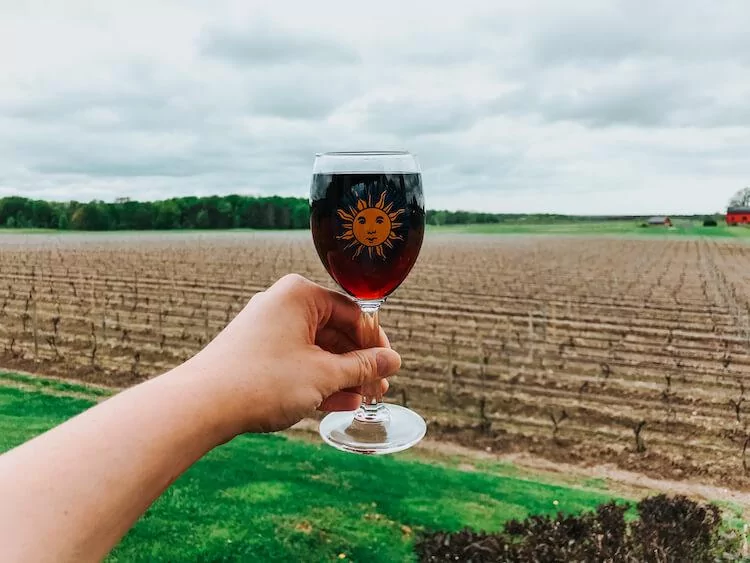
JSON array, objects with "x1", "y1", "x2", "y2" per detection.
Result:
[{"x1": 0, "y1": 0, "x2": 748, "y2": 214}]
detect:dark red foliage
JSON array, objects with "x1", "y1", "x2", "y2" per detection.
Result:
[
  {"x1": 632, "y1": 494, "x2": 722, "y2": 562},
  {"x1": 415, "y1": 495, "x2": 738, "y2": 563}
]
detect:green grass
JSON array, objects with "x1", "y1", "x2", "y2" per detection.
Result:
[
  {"x1": 0, "y1": 371, "x2": 113, "y2": 398},
  {"x1": 0, "y1": 228, "x2": 305, "y2": 236},
  {"x1": 0, "y1": 227, "x2": 60, "y2": 234},
  {"x1": 0, "y1": 386, "x2": 98, "y2": 451},
  {"x1": 429, "y1": 221, "x2": 750, "y2": 238},
  {"x1": 0, "y1": 380, "x2": 626, "y2": 562}
]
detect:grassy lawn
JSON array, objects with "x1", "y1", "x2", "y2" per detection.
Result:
[
  {"x1": 0, "y1": 228, "x2": 264, "y2": 236},
  {"x1": 429, "y1": 221, "x2": 750, "y2": 238},
  {"x1": 0, "y1": 227, "x2": 60, "y2": 234},
  {"x1": 0, "y1": 379, "x2": 624, "y2": 562},
  {"x1": 0, "y1": 371, "x2": 114, "y2": 397}
]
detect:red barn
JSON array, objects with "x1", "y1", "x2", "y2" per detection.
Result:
[{"x1": 726, "y1": 207, "x2": 750, "y2": 225}]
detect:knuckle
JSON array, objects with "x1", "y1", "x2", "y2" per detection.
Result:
[
  {"x1": 279, "y1": 273, "x2": 307, "y2": 289},
  {"x1": 274, "y1": 274, "x2": 314, "y2": 300},
  {"x1": 246, "y1": 290, "x2": 266, "y2": 308},
  {"x1": 315, "y1": 356, "x2": 340, "y2": 395},
  {"x1": 354, "y1": 351, "x2": 377, "y2": 382}
]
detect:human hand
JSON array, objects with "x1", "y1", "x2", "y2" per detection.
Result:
[{"x1": 183, "y1": 274, "x2": 400, "y2": 438}]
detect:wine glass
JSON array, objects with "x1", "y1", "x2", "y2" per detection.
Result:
[{"x1": 310, "y1": 151, "x2": 426, "y2": 454}]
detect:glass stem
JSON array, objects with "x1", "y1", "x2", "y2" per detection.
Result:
[{"x1": 355, "y1": 299, "x2": 389, "y2": 423}]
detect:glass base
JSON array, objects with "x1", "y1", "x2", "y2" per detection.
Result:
[{"x1": 319, "y1": 404, "x2": 426, "y2": 455}]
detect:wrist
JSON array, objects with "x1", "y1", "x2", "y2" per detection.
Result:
[
  {"x1": 159, "y1": 360, "x2": 240, "y2": 448},
  {"x1": 168, "y1": 348, "x2": 272, "y2": 443}
]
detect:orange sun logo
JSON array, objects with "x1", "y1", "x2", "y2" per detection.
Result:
[{"x1": 337, "y1": 192, "x2": 404, "y2": 259}]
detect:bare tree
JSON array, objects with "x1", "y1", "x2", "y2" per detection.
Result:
[{"x1": 729, "y1": 187, "x2": 750, "y2": 208}]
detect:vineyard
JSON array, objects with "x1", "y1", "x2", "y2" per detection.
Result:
[{"x1": 2, "y1": 231, "x2": 750, "y2": 488}]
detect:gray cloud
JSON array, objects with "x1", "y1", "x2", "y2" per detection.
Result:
[
  {"x1": 533, "y1": 74, "x2": 695, "y2": 128},
  {"x1": 200, "y1": 23, "x2": 360, "y2": 66},
  {"x1": 515, "y1": 2, "x2": 750, "y2": 67},
  {"x1": 245, "y1": 68, "x2": 362, "y2": 120},
  {"x1": 365, "y1": 98, "x2": 483, "y2": 136},
  {"x1": 0, "y1": 1, "x2": 749, "y2": 214}
]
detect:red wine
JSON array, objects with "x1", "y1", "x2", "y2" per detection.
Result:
[{"x1": 310, "y1": 173, "x2": 425, "y2": 300}]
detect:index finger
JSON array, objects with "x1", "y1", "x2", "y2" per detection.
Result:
[
  {"x1": 312, "y1": 289, "x2": 393, "y2": 349},
  {"x1": 308, "y1": 283, "x2": 362, "y2": 334},
  {"x1": 270, "y1": 274, "x2": 361, "y2": 334}
]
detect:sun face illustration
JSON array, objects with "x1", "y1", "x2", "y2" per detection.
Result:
[{"x1": 337, "y1": 192, "x2": 404, "y2": 259}]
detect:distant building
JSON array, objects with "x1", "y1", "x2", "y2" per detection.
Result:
[
  {"x1": 647, "y1": 216, "x2": 672, "y2": 227},
  {"x1": 726, "y1": 207, "x2": 750, "y2": 226}
]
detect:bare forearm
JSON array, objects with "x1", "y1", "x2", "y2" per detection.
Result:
[
  {"x1": 0, "y1": 275, "x2": 399, "y2": 562},
  {"x1": 0, "y1": 365, "x2": 227, "y2": 562}
]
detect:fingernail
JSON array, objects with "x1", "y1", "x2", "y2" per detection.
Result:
[{"x1": 376, "y1": 349, "x2": 400, "y2": 377}]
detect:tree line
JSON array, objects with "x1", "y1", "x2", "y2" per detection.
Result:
[
  {"x1": 0, "y1": 194, "x2": 711, "y2": 231},
  {"x1": 0, "y1": 196, "x2": 311, "y2": 231},
  {"x1": 0, "y1": 195, "x2": 559, "y2": 231}
]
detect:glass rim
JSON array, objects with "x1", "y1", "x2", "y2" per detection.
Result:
[{"x1": 315, "y1": 151, "x2": 411, "y2": 157}]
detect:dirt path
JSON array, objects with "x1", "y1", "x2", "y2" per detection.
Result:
[
  {"x1": 499, "y1": 450, "x2": 750, "y2": 512},
  {"x1": 289, "y1": 418, "x2": 750, "y2": 516}
]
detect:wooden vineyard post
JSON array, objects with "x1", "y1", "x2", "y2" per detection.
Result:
[
  {"x1": 204, "y1": 302, "x2": 210, "y2": 343},
  {"x1": 548, "y1": 303, "x2": 556, "y2": 342},
  {"x1": 133, "y1": 271, "x2": 138, "y2": 308},
  {"x1": 31, "y1": 287, "x2": 39, "y2": 362},
  {"x1": 527, "y1": 312, "x2": 535, "y2": 363},
  {"x1": 101, "y1": 280, "x2": 108, "y2": 344},
  {"x1": 445, "y1": 364, "x2": 456, "y2": 405},
  {"x1": 506, "y1": 315, "x2": 515, "y2": 372},
  {"x1": 102, "y1": 296, "x2": 107, "y2": 344},
  {"x1": 633, "y1": 420, "x2": 647, "y2": 453},
  {"x1": 131, "y1": 351, "x2": 140, "y2": 378},
  {"x1": 90, "y1": 322, "x2": 98, "y2": 368},
  {"x1": 48, "y1": 316, "x2": 61, "y2": 360},
  {"x1": 445, "y1": 330, "x2": 456, "y2": 403},
  {"x1": 479, "y1": 397, "x2": 491, "y2": 435}
]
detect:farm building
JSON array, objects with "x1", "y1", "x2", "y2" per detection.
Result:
[
  {"x1": 646, "y1": 216, "x2": 672, "y2": 227},
  {"x1": 726, "y1": 207, "x2": 750, "y2": 225}
]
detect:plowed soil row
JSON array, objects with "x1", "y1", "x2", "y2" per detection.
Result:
[{"x1": 2, "y1": 232, "x2": 750, "y2": 488}]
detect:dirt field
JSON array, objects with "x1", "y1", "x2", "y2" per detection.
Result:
[{"x1": 2, "y1": 231, "x2": 750, "y2": 488}]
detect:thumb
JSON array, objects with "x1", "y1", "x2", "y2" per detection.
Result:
[{"x1": 332, "y1": 347, "x2": 401, "y2": 389}]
